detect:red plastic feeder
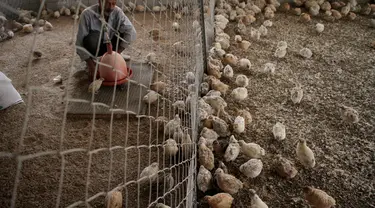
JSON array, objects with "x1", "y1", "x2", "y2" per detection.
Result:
[{"x1": 97, "y1": 43, "x2": 132, "y2": 86}]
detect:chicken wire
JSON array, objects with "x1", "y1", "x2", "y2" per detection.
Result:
[{"x1": 0, "y1": 0, "x2": 208, "y2": 207}]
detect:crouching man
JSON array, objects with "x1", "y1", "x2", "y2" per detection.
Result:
[{"x1": 75, "y1": 0, "x2": 136, "y2": 80}]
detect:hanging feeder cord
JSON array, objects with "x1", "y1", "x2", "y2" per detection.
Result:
[{"x1": 99, "y1": 2, "x2": 113, "y2": 53}]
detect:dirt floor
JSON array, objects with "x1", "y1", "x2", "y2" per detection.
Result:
[
  {"x1": 1, "y1": 5, "x2": 375, "y2": 208},
  {"x1": 0, "y1": 8, "x2": 199, "y2": 208},
  {"x1": 197, "y1": 12, "x2": 375, "y2": 208}
]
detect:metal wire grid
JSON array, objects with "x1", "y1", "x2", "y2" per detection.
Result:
[{"x1": 0, "y1": 0, "x2": 205, "y2": 207}]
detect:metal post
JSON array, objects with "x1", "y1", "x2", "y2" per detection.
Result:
[{"x1": 198, "y1": 0, "x2": 208, "y2": 75}]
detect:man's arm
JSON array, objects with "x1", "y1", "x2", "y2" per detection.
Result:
[
  {"x1": 115, "y1": 39, "x2": 125, "y2": 54},
  {"x1": 117, "y1": 11, "x2": 137, "y2": 51},
  {"x1": 75, "y1": 11, "x2": 97, "y2": 75},
  {"x1": 75, "y1": 11, "x2": 91, "y2": 62}
]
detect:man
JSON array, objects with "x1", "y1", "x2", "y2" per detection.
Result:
[{"x1": 76, "y1": 0, "x2": 136, "y2": 79}]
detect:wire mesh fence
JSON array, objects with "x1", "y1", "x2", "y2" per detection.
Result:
[{"x1": 0, "y1": 0, "x2": 209, "y2": 207}]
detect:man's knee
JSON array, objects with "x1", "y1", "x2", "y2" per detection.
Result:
[{"x1": 83, "y1": 31, "x2": 102, "y2": 56}]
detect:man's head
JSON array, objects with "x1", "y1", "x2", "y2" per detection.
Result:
[{"x1": 99, "y1": 0, "x2": 116, "y2": 15}]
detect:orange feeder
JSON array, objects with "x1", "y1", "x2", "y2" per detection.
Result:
[{"x1": 97, "y1": 42, "x2": 132, "y2": 86}]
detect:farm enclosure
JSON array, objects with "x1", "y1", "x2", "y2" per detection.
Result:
[
  {"x1": 0, "y1": 0, "x2": 206, "y2": 207},
  {"x1": 1, "y1": 0, "x2": 375, "y2": 207}
]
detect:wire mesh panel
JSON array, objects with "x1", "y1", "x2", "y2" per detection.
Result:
[{"x1": 0, "y1": 0, "x2": 207, "y2": 207}]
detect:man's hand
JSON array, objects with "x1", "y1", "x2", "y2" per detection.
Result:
[{"x1": 116, "y1": 45, "x2": 125, "y2": 54}]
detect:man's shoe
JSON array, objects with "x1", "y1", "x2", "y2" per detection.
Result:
[{"x1": 121, "y1": 54, "x2": 131, "y2": 61}]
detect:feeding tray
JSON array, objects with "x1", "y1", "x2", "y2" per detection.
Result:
[{"x1": 97, "y1": 67, "x2": 133, "y2": 86}]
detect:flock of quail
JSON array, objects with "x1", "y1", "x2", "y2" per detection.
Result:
[
  {"x1": 105, "y1": 0, "x2": 364, "y2": 206},
  {"x1": 0, "y1": 6, "x2": 67, "y2": 42},
  {"x1": 196, "y1": 0, "x2": 363, "y2": 207}
]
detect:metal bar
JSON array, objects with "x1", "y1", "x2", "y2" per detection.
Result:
[{"x1": 198, "y1": 0, "x2": 208, "y2": 75}]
